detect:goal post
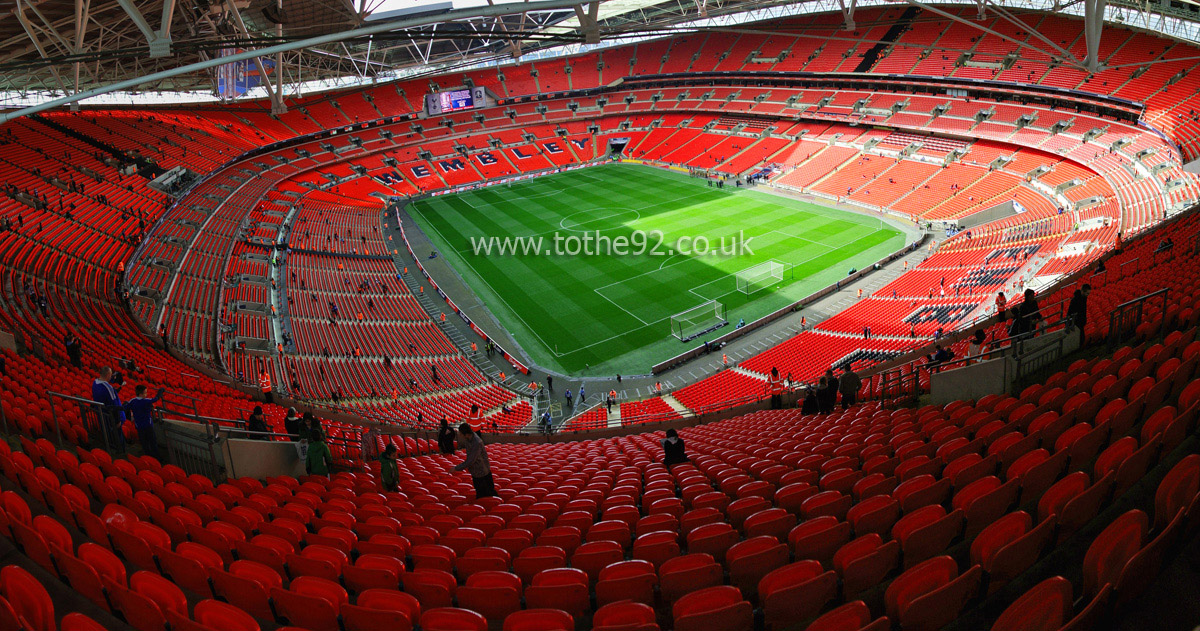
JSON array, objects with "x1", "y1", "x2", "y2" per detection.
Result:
[
  {"x1": 670, "y1": 300, "x2": 728, "y2": 342},
  {"x1": 736, "y1": 259, "x2": 793, "y2": 295}
]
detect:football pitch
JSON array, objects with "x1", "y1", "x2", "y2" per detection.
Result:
[{"x1": 407, "y1": 162, "x2": 906, "y2": 375}]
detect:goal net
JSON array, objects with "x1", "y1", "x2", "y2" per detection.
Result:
[
  {"x1": 671, "y1": 300, "x2": 728, "y2": 342},
  {"x1": 736, "y1": 260, "x2": 793, "y2": 295}
]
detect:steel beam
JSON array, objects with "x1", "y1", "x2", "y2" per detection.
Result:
[
  {"x1": 1084, "y1": 0, "x2": 1107, "y2": 72},
  {"x1": 115, "y1": 0, "x2": 170, "y2": 57},
  {"x1": 0, "y1": 0, "x2": 594, "y2": 123}
]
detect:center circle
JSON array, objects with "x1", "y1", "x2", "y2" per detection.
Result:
[{"x1": 558, "y1": 207, "x2": 642, "y2": 232}]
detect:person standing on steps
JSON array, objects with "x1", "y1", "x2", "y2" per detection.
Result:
[
  {"x1": 565, "y1": 389, "x2": 573, "y2": 409},
  {"x1": 380, "y1": 444, "x2": 399, "y2": 493},
  {"x1": 438, "y1": 418, "x2": 456, "y2": 454},
  {"x1": 453, "y1": 423, "x2": 496, "y2": 498}
]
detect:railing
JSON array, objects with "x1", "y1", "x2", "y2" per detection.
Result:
[
  {"x1": 47, "y1": 391, "x2": 121, "y2": 452},
  {"x1": 1108, "y1": 288, "x2": 1169, "y2": 349},
  {"x1": 161, "y1": 420, "x2": 226, "y2": 483}
]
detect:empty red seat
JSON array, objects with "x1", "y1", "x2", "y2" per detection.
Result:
[
  {"x1": 594, "y1": 600, "x2": 658, "y2": 631},
  {"x1": 726, "y1": 535, "x2": 789, "y2": 598},
  {"x1": 884, "y1": 556, "x2": 981, "y2": 631},
  {"x1": 0, "y1": 565, "x2": 55, "y2": 631},
  {"x1": 502, "y1": 608, "x2": 574, "y2": 631},
  {"x1": 686, "y1": 522, "x2": 739, "y2": 563},
  {"x1": 805, "y1": 600, "x2": 888, "y2": 631},
  {"x1": 341, "y1": 589, "x2": 420, "y2": 631},
  {"x1": 758, "y1": 560, "x2": 837, "y2": 628},
  {"x1": 420, "y1": 607, "x2": 488, "y2": 631},
  {"x1": 788, "y1": 516, "x2": 851, "y2": 568},
  {"x1": 673, "y1": 585, "x2": 752, "y2": 631},
  {"x1": 525, "y1": 567, "x2": 589, "y2": 619},
  {"x1": 833, "y1": 534, "x2": 901, "y2": 596},
  {"x1": 990, "y1": 576, "x2": 1073, "y2": 631},
  {"x1": 659, "y1": 553, "x2": 723, "y2": 602},
  {"x1": 194, "y1": 600, "x2": 259, "y2": 631},
  {"x1": 596, "y1": 559, "x2": 657, "y2": 606},
  {"x1": 1082, "y1": 509, "x2": 1148, "y2": 598},
  {"x1": 456, "y1": 571, "x2": 523, "y2": 621}
]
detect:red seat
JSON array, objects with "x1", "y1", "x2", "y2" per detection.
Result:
[
  {"x1": 502, "y1": 608, "x2": 574, "y2": 631},
  {"x1": 884, "y1": 556, "x2": 981, "y2": 631},
  {"x1": 270, "y1": 576, "x2": 348, "y2": 631},
  {"x1": 571, "y1": 540, "x2": 624, "y2": 582},
  {"x1": 1154, "y1": 454, "x2": 1200, "y2": 532},
  {"x1": 0, "y1": 565, "x2": 55, "y2": 631},
  {"x1": 990, "y1": 576, "x2": 1073, "y2": 631},
  {"x1": 726, "y1": 535, "x2": 789, "y2": 598},
  {"x1": 403, "y1": 568, "x2": 457, "y2": 609},
  {"x1": 341, "y1": 589, "x2": 419, "y2": 631},
  {"x1": 456, "y1": 571, "x2": 523, "y2": 621},
  {"x1": 788, "y1": 516, "x2": 851, "y2": 568},
  {"x1": 345, "y1": 553, "x2": 404, "y2": 593},
  {"x1": 60, "y1": 613, "x2": 111, "y2": 631},
  {"x1": 596, "y1": 559, "x2": 657, "y2": 606},
  {"x1": 743, "y1": 508, "x2": 797, "y2": 542},
  {"x1": 658, "y1": 553, "x2": 722, "y2": 602},
  {"x1": 846, "y1": 495, "x2": 899, "y2": 536},
  {"x1": 673, "y1": 585, "x2": 752, "y2": 631},
  {"x1": 1082, "y1": 509, "x2": 1148, "y2": 599},
  {"x1": 524, "y1": 568, "x2": 589, "y2": 619},
  {"x1": 891, "y1": 505, "x2": 964, "y2": 569},
  {"x1": 193, "y1": 600, "x2": 260, "y2": 631},
  {"x1": 211, "y1": 560, "x2": 280, "y2": 619},
  {"x1": 631, "y1": 530, "x2": 680, "y2": 569},
  {"x1": 833, "y1": 534, "x2": 900, "y2": 597},
  {"x1": 758, "y1": 560, "x2": 837, "y2": 629},
  {"x1": 593, "y1": 600, "x2": 658, "y2": 631},
  {"x1": 805, "y1": 600, "x2": 889, "y2": 631},
  {"x1": 970, "y1": 511, "x2": 1055, "y2": 590},
  {"x1": 420, "y1": 607, "x2": 488, "y2": 631},
  {"x1": 686, "y1": 522, "x2": 739, "y2": 563},
  {"x1": 513, "y1": 546, "x2": 567, "y2": 584}
]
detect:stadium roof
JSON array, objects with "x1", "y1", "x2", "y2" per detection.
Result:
[{"x1": 4, "y1": 0, "x2": 1200, "y2": 115}]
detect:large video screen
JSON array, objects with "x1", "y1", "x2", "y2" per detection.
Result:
[{"x1": 438, "y1": 89, "x2": 474, "y2": 113}]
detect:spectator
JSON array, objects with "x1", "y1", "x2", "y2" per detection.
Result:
[
  {"x1": 299, "y1": 412, "x2": 319, "y2": 441},
  {"x1": 662, "y1": 428, "x2": 688, "y2": 467},
  {"x1": 283, "y1": 408, "x2": 301, "y2": 440},
  {"x1": 259, "y1": 369, "x2": 273, "y2": 404},
  {"x1": 91, "y1": 367, "x2": 125, "y2": 451},
  {"x1": 438, "y1": 418, "x2": 456, "y2": 454},
  {"x1": 379, "y1": 444, "x2": 399, "y2": 493},
  {"x1": 1067, "y1": 284, "x2": 1090, "y2": 347},
  {"x1": 995, "y1": 291, "x2": 1007, "y2": 321},
  {"x1": 801, "y1": 386, "x2": 820, "y2": 415},
  {"x1": 362, "y1": 425, "x2": 381, "y2": 461},
  {"x1": 123, "y1": 384, "x2": 164, "y2": 460},
  {"x1": 1011, "y1": 288, "x2": 1042, "y2": 336},
  {"x1": 247, "y1": 406, "x2": 269, "y2": 438},
  {"x1": 453, "y1": 423, "x2": 496, "y2": 498},
  {"x1": 306, "y1": 430, "x2": 333, "y2": 476},
  {"x1": 839, "y1": 366, "x2": 862, "y2": 410},
  {"x1": 818, "y1": 368, "x2": 839, "y2": 413},
  {"x1": 64, "y1": 335, "x2": 82, "y2": 368},
  {"x1": 967, "y1": 329, "x2": 988, "y2": 362}
]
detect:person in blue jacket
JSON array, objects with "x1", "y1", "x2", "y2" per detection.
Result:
[
  {"x1": 123, "y1": 384, "x2": 164, "y2": 460},
  {"x1": 91, "y1": 367, "x2": 125, "y2": 451}
]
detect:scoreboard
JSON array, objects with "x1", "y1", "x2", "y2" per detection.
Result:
[{"x1": 424, "y1": 87, "x2": 488, "y2": 116}]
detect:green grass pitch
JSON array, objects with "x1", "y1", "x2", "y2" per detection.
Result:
[{"x1": 407, "y1": 162, "x2": 905, "y2": 376}]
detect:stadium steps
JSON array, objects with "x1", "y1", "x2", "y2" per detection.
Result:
[
  {"x1": 714, "y1": 136, "x2": 772, "y2": 175},
  {"x1": 660, "y1": 393, "x2": 690, "y2": 415},
  {"x1": 805, "y1": 147, "x2": 864, "y2": 189},
  {"x1": 731, "y1": 366, "x2": 768, "y2": 381},
  {"x1": 856, "y1": 6, "x2": 921, "y2": 73}
]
